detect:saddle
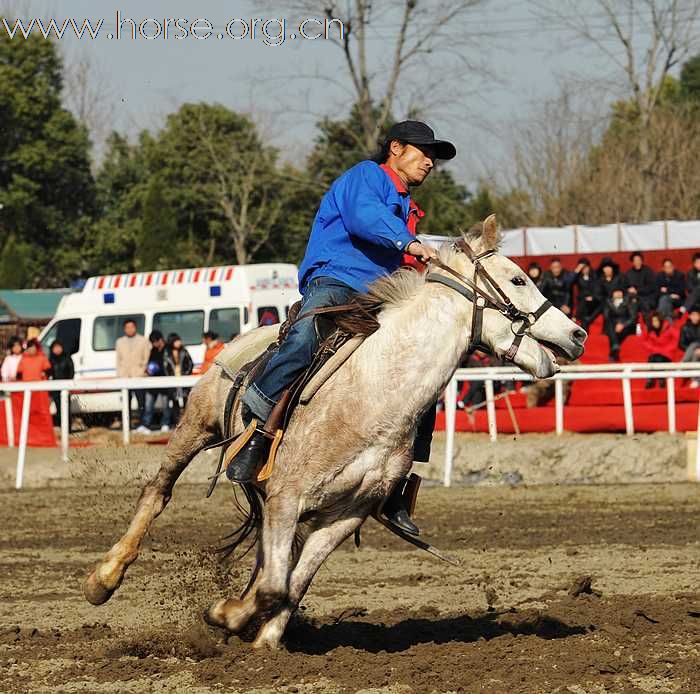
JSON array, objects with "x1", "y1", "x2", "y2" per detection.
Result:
[{"x1": 209, "y1": 298, "x2": 381, "y2": 488}]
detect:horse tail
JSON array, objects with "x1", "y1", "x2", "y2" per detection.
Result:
[{"x1": 217, "y1": 483, "x2": 264, "y2": 560}]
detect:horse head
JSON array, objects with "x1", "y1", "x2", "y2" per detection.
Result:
[{"x1": 446, "y1": 214, "x2": 587, "y2": 379}]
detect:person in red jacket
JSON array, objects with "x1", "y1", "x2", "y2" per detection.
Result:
[
  {"x1": 16, "y1": 339, "x2": 51, "y2": 381},
  {"x1": 640, "y1": 312, "x2": 681, "y2": 388}
]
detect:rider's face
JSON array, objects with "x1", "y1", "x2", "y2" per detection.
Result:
[{"x1": 388, "y1": 142, "x2": 435, "y2": 187}]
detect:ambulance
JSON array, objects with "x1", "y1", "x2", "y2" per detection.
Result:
[{"x1": 38, "y1": 263, "x2": 300, "y2": 413}]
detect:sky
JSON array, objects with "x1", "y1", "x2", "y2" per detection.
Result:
[{"x1": 9, "y1": 1, "x2": 688, "y2": 187}]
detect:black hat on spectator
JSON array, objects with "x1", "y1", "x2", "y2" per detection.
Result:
[{"x1": 598, "y1": 256, "x2": 619, "y2": 274}]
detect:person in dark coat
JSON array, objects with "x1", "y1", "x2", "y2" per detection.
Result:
[
  {"x1": 573, "y1": 257, "x2": 602, "y2": 331},
  {"x1": 48, "y1": 339, "x2": 74, "y2": 427},
  {"x1": 527, "y1": 262, "x2": 544, "y2": 290},
  {"x1": 164, "y1": 332, "x2": 194, "y2": 422},
  {"x1": 680, "y1": 306, "x2": 700, "y2": 363},
  {"x1": 656, "y1": 258, "x2": 686, "y2": 319},
  {"x1": 540, "y1": 258, "x2": 574, "y2": 316},
  {"x1": 597, "y1": 257, "x2": 627, "y2": 300},
  {"x1": 603, "y1": 288, "x2": 639, "y2": 361},
  {"x1": 137, "y1": 331, "x2": 173, "y2": 434},
  {"x1": 625, "y1": 251, "x2": 657, "y2": 315}
]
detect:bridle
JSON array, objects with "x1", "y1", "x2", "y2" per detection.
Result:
[{"x1": 425, "y1": 237, "x2": 552, "y2": 362}]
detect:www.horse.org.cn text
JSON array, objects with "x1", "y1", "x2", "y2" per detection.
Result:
[{"x1": 0, "y1": 13, "x2": 345, "y2": 46}]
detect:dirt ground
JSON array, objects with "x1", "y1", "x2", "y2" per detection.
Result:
[{"x1": 1, "y1": 436, "x2": 699, "y2": 693}]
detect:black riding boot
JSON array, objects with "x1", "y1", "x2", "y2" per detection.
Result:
[
  {"x1": 225, "y1": 426, "x2": 270, "y2": 483},
  {"x1": 382, "y1": 479, "x2": 420, "y2": 536}
]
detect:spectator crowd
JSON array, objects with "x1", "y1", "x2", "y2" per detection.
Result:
[
  {"x1": 0, "y1": 320, "x2": 232, "y2": 433},
  {"x1": 527, "y1": 251, "x2": 700, "y2": 385}
]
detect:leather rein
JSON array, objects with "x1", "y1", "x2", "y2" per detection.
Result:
[{"x1": 425, "y1": 237, "x2": 552, "y2": 362}]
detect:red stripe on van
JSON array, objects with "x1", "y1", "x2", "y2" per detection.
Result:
[
  {"x1": 129, "y1": 275, "x2": 137, "y2": 287},
  {"x1": 177, "y1": 271, "x2": 185, "y2": 283},
  {"x1": 145, "y1": 273, "x2": 153, "y2": 286},
  {"x1": 209, "y1": 269, "x2": 216, "y2": 282},
  {"x1": 97, "y1": 277, "x2": 105, "y2": 289},
  {"x1": 114, "y1": 275, "x2": 121, "y2": 288},
  {"x1": 193, "y1": 270, "x2": 200, "y2": 282},
  {"x1": 161, "y1": 272, "x2": 169, "y2": 285},
  {"x1": 225, "y1": 267, "x2": 233, "y2": 281}
]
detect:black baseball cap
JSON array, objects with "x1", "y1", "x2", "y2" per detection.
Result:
[{"x1": 383, "y1": 120, "x2": 457, "y2": 160}]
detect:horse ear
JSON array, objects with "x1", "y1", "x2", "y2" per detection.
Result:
[
  {"x1": 462, "y1": 213, "x2": 501, "y2": 253},
  {"x1": 482, "y1": 214, "x2": 500, "y2": 249}
]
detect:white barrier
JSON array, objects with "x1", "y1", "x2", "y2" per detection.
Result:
[
  {"x1": 442, "y1": 362, "x2": 700, "y2": 487},
  {"x1": 3, "y1": 365, "x2": 700, "y2": 490},
  {"x1": 3, "y1": 376, "x2": 199, "y2": 489}
]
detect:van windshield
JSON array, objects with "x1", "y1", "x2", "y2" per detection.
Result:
[{"x1": 153, "y1": 310, "x2": 204, "y2": 345}]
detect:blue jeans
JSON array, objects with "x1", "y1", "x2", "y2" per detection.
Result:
[
  {"x1": 141, "y1": 388, "x2": 174, "y2": 429},
  {"x1": 242, "y1": 276, "x2": 355, "y2": 421}
]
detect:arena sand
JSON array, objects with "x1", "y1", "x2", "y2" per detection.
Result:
[{"x1": 0, "y1": 433, "x2": 698, "y2": 693}]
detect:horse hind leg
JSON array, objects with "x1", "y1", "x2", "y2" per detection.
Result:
[
  {"x1": 253, "y1": 510, "x2": 368, "y2": 650},
  {"x1": 83, "y1": 381, "x2": 219, "y2": 605}
]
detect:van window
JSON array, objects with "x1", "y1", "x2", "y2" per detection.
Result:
[
  {"x1": 209, "y1": 308, "x2": 241, "y2": 341},
  {"x1": 153, "y1": 310, "x2": 204, "y2": 345},
  {"x1": 41, "y1": 318, "x2": 81, "y2": 356},
  {"x1": 93, "y1": 314, "x2": 146, "y2": 351},
  {"x1": 257, "y1": 306, "x2": 280, "y2": 326}
]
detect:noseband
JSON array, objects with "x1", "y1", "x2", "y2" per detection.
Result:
[{"x1": 425, "y1": 238, "x2": 552, "y2": 362}]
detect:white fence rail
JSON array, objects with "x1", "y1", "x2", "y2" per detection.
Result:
[
  {"x1": 442, "y1": 363, "x2": 700, "y2": 487},
  {"x1": 3, "y1": 365, "x2": 700, "y2": 490}
]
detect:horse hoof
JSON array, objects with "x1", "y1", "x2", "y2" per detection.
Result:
[{"x1": 83, "y1": 571, "x2": 115, "y2": 605}]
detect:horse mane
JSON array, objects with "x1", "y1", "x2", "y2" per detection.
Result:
[{"x1": 331, "y1": 242, "x2": 462, "y2": 336}]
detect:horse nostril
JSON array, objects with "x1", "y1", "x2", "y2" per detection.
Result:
[{"x1": 572, "y1": 328, "x2": 587, "y2": 344}]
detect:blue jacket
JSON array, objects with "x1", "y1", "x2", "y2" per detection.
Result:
[{"x1": 298, "y1": 160, "x2": 416, "y2": 294}]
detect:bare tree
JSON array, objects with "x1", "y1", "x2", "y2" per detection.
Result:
[
  {"x1": 264, "y1": 0, "x2": 490, "y2": 154},
  {"x1": 532, "y1": 0, "x2": 700, "y2": 221},
  {"x1": 192, "y1": 113, "x2": 285, "y2": 265},
  {"x1": 61, "y1": 48, "x2": 114, "y2": 161}
]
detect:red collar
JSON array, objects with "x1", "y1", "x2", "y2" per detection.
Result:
[{"x1": 379, "y1": 163, "x2": 408, "y2": 194}]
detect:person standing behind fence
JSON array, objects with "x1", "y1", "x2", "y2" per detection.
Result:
[
  {"x1": 598, "y1": 257, "x2": 627, "y2": 300},
  {"x1": 116, "y1": 319, "x2": 151, "y2": 430},
  {"x1": 48, "y1": 339, "x2": 74, "y2": 428},
  {"x1": 200, "y1": 331, "x2": 225, "y2": 374},
  {"x1": 16, "y1": 339, "x2": 51, "y2": 381},
  {"x1": 137, "y1": 331, "x2": 173, "y2": 435},
  {"x1": 163, "y1": 332, "x2": 193, "y2": 424},
  {"x1": 1, "y1": 336, "x2": 24, "y2": 382}
]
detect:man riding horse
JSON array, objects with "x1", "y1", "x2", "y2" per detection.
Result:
[{"x1": 226, "y1": 120, "x2": 457, "y2": 535}]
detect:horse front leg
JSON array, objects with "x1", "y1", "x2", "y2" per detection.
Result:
[
  {"x1": 83, "y1": 385, "x2": 218, "y2": 605},
  {"x1": 206, "y1": 488, "x2": 300, "y2": 633},
  {"x1": 253, "y1": 510, "x2": 369, "y2": 650}
]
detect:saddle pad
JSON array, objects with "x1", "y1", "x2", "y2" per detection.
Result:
[
  {"x1": 215, "y1": 324, "x2": 280, "y2": 379},
  {"x1": 299, "y1": 335, "x2": 364, "y2": 404}
]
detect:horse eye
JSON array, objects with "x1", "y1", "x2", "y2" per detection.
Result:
[{"x1": 511, "y1": 276, "x2": 526, "y2": 286}]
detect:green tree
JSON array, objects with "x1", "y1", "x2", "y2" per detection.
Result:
[
  {"x1": 0, "y1": 234, "x2": 30, "y2": 288},
  {"x1": 135, "y1": 177, "x2": 178, "y2": 270},
  {"x1": 0, "y1": 36, "x2": 95, "y2": 285},
  {"x1": 680, "y1": 53, "x2": 700, "y2": 103}
]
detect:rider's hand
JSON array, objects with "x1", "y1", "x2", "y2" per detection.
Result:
[{"x1": 406, "y1": 241, "x2": 437, "y2": 263}]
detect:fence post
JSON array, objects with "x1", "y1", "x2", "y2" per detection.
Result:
[
  {"x1": 622, "y1": 372, "x2": 634, "y2": 435},
  {"x1": 15, "y1": 390, "x2": 32, "y2": 490},
  {"x1": 485, "y1": 379, "x2": 497, "y2": 442},
  {"x1": 60, "y1": 389, "x2": 70, "y2": 463},
  {"x1": 666, "y1": 377, "x2": 676, "y2": 434},
  {"x1": 696, "y1": 395, "x2": 700, "y2": 481},
  {"x1": 555, "y1": 378, "x2": 564, "y2": 435},
  {"x1": 443, "y1": 376, "x2": 457, "y2": 488},
  {"x1": 4, "y1": 394, "x2": 14, "y2": 448},
  {"x1": 121, "y1": 388, "x2": 130, "y2": 446}
]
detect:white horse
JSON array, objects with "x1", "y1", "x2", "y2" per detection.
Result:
[{"x1": 84, "y1": 215, "x2": 586, "y2": 649}]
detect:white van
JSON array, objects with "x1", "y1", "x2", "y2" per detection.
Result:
[{"x1": 39, "y1": 263, "x2": 299, "y2": 413}]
